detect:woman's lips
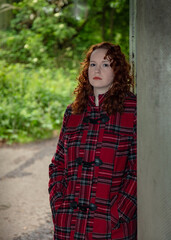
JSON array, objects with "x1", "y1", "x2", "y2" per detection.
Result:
[{"x1": 93, "y1": 77, "x2": 102, "y2": 80}]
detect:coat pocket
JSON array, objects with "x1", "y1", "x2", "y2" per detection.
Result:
[
  {"x1": 110, "y1": 200, "x2": 120, "y2": 230},
  {"x1": 50, "y1": 191, "x2": 64, "y2": 225}
]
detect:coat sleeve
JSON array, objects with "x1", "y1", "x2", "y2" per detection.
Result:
[
  {"x1": 111, "y1": 108, "x2": 137, "y2": 228},
  {"x1": 48, "y1": 106, "x2": 71, "y2": 216}
]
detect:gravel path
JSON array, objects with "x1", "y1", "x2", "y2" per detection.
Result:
[{"x1": 0, "y1": 138, "x2": 58, "y2": 240}]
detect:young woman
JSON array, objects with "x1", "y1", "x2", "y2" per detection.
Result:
[{"x1": 49, "y1": 42, "x2": 137, "y2": 240}]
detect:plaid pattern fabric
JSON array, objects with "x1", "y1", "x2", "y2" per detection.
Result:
[{"x1": 49, "y1": 92, "x2": 137, "y2": 240}]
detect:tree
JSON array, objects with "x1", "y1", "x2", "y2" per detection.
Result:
[
  {"x1": 0, "y1": 0, "x2": 129, "y2": 67},
  {"x1": 0, "y1": 0, "x2": 13, "y2": 29}
]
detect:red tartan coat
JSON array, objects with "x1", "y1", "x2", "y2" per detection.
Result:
[{"x1": 49, "y1": 92, "x2": 137, "y2": 240}]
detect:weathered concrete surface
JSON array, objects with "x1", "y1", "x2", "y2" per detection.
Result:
[
  {"x1": 136, "y1": 0, "x2": 171, "y2": 239},
  {"x1": 0, "y1": 138, "x2": 57, "y2": 240}
]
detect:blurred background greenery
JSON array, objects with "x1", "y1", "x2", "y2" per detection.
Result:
[{"x1": 0, "y1": 0, "x2": 129, "y2": 144}]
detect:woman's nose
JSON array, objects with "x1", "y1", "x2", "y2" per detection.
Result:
[{"x1": 95, "y1": 65, "x2": 101, "y2": 73}]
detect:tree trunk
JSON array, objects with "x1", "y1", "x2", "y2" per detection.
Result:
[
  {"x1": 0, "y1": 0, "x2": 13, "y2": 30},
  {"x1": 109, "y1": 7, "x2": 115, "y2": 41},
  {"x1": 101, "y1": 3, "x2": 107, "y2": 41}
]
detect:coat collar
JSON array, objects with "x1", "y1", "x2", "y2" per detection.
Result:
[{"x1": 88, "y1": 92, "x2": 108, "y2": 108}]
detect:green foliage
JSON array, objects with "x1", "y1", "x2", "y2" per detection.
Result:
[
  {"x1": 0, "y1": 60, "x2": 77, "y2": 143},
  {"x1": 0, "y1": 0, "x2": 129, "y2": 66}
]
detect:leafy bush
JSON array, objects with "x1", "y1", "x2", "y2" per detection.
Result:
[{"x1": 0, "y1": 60, "x2": 77, "y2": 143}]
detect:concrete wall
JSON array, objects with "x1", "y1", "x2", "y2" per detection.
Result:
[{"x1": 136, "y1": 0, "x2": 171, "y2": 239}]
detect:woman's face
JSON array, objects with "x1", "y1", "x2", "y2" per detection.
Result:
[{"x1": 88, "y1": 48, "x2": 114, "y2": 95}]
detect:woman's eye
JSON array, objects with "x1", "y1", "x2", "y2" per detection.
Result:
[
  {"x1": 103, "y1": 63, "x2": 110, "y2": 67},
  {"x1": 90, "y1": 63, "x2": 96, "y2": 67}
]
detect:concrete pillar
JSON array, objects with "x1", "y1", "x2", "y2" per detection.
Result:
[{"x1": 136, "y1": 0, "x2": 171, "y2": 239}]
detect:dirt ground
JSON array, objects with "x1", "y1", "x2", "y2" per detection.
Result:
[{"x1": 0, "y1": 138, "x2": 58, "y2": 240}]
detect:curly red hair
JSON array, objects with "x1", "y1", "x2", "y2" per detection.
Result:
[{"x1": 72, "y1": 42, "x2": 134, "y2": 115}]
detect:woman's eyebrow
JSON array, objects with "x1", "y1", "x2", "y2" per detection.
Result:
[{"x1": 90, "y1": 60, "x2": 110, "y2": 62}]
